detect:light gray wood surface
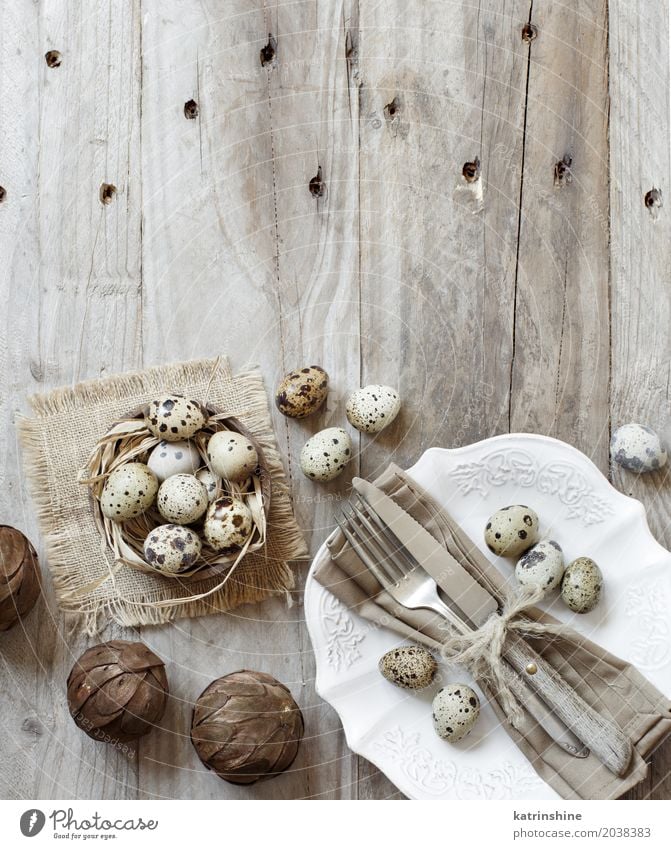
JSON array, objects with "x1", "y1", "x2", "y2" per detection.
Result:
[{"x1": 0, "y1": 0, "x2": 669, "y2": 799}]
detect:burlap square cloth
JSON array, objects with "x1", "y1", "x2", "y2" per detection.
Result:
[{"x1": 17, "y1": 357, "x2": 307, "y2": 633}]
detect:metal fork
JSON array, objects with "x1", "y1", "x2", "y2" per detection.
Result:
[{"x1": 335, "y1": 495, "x2": 592, "y2": 758}]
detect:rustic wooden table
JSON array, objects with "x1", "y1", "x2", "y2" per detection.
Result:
[{"x1": 1, "y1": 0, "x2": 670, "y2": 800}]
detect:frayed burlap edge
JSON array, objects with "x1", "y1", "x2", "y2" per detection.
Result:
[{"x1": 17, "y1": 358, "x2": 308, "y2": 634}]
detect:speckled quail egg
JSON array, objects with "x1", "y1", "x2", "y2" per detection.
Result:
[
  {"x1": 156, "y1": 474, "x2": 208, "y2": 524},
  {"x1": 300, "y1": 427, "x2": 352, "y2": 482},
  {"x1": 432, "y1": 683, "x2": 480, "y2": 743},
  {"x1": 147, "y1": 439, "x2": 202, "y2": 482},
  {"x1": 206, "y1": 431, "x2": 259, "y2": 483},
  {"x1": 203, "y1": 497, "x2": 253, "y2": 551},
  {"x1": 100, "y1": 463, "x2": 158, "y2": 522},
  {"x1": 196, "y1": 468, "x2": 219, "y2": 502},
  {"x1": 275, "y1": 365, "x2": 329, "y2": 418},
  {"x1": 610, "y1": 423, "x2": 667, "y2": 473},
  {"x1": 346, "y1": 385, "x2": 401, "y2": 434},
  {"x1": 515, "y1": 540, "x2": 564, "y2": 591},
  {"x1": 143, "y1": 524, "x2": 202, "y2": 573},
  {"x1": 561, "y1": 557, "x2": 603, "y2": 613},
  {"x1": 145, "y1": 395, "x2": 206, "y2": 442},
  {"x1": 484, "y1": 505, "x2": 539, "y2": 557},
  {"x1": 379, "y1": 645, "x2": 437, "y2": 690}
]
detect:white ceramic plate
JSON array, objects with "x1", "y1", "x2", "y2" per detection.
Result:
[{"x1": 304, "y1": 434, "x2": 671, "y2": 800}]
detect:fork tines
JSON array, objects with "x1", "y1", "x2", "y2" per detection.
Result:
[{"x1": 335, "y1": 494, "x2": 417, "y2": 588}]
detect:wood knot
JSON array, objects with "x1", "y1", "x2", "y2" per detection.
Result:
[
  {"x1": 384, "y1": 97, "x2": 401, "y2": 122},
  {"x1": 45, "y1": 50, "x2": 62, "y2": 67},
  {"x1": 462, "y1": 158, "x2": 481, "y2": 183},
  {"x1": 521, "y1": 23, "x2": 538, "y2": 43},
  {"x1": 309, "y1": 165, "x2": 326, "y2": 198},
  {"x1": 22, "y1": 717, "x2": 44, "y2": 736},
  {"x1": 645, "y1": 188, "x2": 662, "y2": 212},
  {"x1": 554, "y1": 154, "x2": 573, "y2": 186},
  {"x1": 184, "y1": 99, "x2": 199, "y2": 119},
  {"x1": 260, "y1": 34, "x2": 277, "y2": 67},
  {"x1": 0, "y1": 186, "x2": 6, "y2": 204},
  {"x1": 99, "y1": 183, "x2": 117, "y2": 205}
]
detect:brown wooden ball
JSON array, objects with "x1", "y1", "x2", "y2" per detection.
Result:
[
  {"x1": 67, "y1": 640, "x2": 169, "y2": 744},
  {"x1": 191, "y1": 670, "x2": 304, "y2": 785},
  {"x1": 0, "y1": 525, "x2": 41, "y2": 632}
]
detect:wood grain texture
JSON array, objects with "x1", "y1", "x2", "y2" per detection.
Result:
[
  {"x1": 0, "y1": 0, "x2": 143, "y2": 798},
  {"x1": 0, "y1": 0, "x2": 669, "y2": 799},
  {"x1": 609, "y1": 0, "x2": 671, "y2": 800},
  {"x1": 510, "y1": 0, "x2": 611, "y2": 468}
]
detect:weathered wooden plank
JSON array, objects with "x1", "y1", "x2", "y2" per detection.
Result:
[
  {"x1": 139, "y1": 0, "x2": 359, "y2": 798},
  {"x1": 0, "y1": 0, "x2": 143, "y2": 799},
  {"x1": 609, "y1": 0, "x2": 671, "y2": 800},
  {"x1": 355, "y1": 0, "x2": 532, "y2": 798},
  {"x1": 510, "y1": 0, "x2": 611, "y2": 469},
  {"x1": 266, "y1": 0, "x2": 362, "y2": 800},
  {"x1": 0, "y1": 0, "x2": 48, "y2": 802}
]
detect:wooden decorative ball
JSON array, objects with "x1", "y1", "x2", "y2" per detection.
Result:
[
  {"x1": 0, "y1": 526, "x2": 41, "y2": 632},
  {"x1": 190, "y1": 670, "x2": 304, "y2": 785},
  {"x1": 67, "y1": 640, "x2": 169, "y2": 744}
]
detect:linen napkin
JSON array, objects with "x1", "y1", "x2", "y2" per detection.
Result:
[{"x1": 313, "y1": 464, "x2": 671, "y2": 800}]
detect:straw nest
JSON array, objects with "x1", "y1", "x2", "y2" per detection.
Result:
[{"x1": 81, "y1": 402, "x2": 270, "y2": 584}]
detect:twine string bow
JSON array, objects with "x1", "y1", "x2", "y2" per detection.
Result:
[{"x1": 439, "y1": 585, "x2": 577, "y2": 727}]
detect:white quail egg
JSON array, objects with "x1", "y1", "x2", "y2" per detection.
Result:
[
  {"x1": 432, "y1": 683, "x2": 480, "y2": 743},
  {"x1": 300, "y1": 427, "x2": 352, "y2": 482},
  {"x1": 610, "y1": 423, "x2": 667, "y2": 473},
  {"x1": 561, "y1": 557, "x2": 603, "y2": 614},
  {"x1": 145, "y1": 395, "x2": 206, "y2": 442},
  {"x1": 379, "y1": 645, "x2": 437, "y2": 690},
  {"x1": 206, "y1": 431, "x2": 259, "y2": 483},
  {"x1": 346, "y1": 384, "x2": 401, "y2": 434},
  {"x1": 515, "y1": 540, "x2": 564, "y2": 591},
  {"x1": 156, "y1": 474, "x2": 208, "y2": 524},
  {"x1": 143, "y1": 524, "x2": 202, "y2": 573},
  {"x1": 100, "y1": 463, "x2": 158, "y2": 522},
  {"x1": 147, "y1": 439, "x2": 202, "y2": 482},
  {"x1": 203, "y1": 497, "x2": 253, "y2": 551},
  {"x1": 196, "y1": 468, "x2": 219, "y2": 501},
  {"x1": 484, "y1": 505, "x2": 539, "y2": 557}
]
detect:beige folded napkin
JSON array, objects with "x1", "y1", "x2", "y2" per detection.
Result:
[{"x1": 313, "y1": 464, "x2": 671, "y2": 800}]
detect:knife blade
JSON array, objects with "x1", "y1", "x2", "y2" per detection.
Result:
[
  {"x1": 352, "y1": 477, "x2": 633, "y2": 776},
  {"x1": 352, "y1": 478, "x2": 498, "y2": 626}
]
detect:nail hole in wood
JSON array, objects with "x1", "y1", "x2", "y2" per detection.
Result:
[
  {"x1": 645, "y1": 188, "x2": 662, "y2": 211},
  {"x1": 45, "y1": 50, "x2": 62, "y2": 67},
  {"x1": 99, "y1": 183, "x2": 117, "y2": 205},
  {"x1": 184, "y1": 99, "x2": 199, "y2": 119},
  {"x1": 521, "y1": 23, "x2": 538, "y2": 43},
  {"x1": 309, "y1": 166, "x2": 326, "y2": 198},
  {"x1": 0, "y1": 186, "x2": 6, "y2": 204},
  {"x1": 260, "y1": 34, "x2": 277, "y2": 67},
  {"x1": 462, "y1": 158, "x2": 481, "y2": 183},
  {"x1": 384, "y1": 97, "x2": 401, "y2": 122},
  {"x1": 554, "y1": 154, "x2": 573, "y2": 186}
]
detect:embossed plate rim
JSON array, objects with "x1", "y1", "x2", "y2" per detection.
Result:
[{"x1": 305, "y1": 433, "x2": 671, "y2": 800}]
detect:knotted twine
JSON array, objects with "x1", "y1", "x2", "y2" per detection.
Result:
[{"x1": 439, "y1": 584, "x2": 580, "y2": 727}]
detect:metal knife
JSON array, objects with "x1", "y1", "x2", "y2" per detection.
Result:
[{"x1": 353, "y1": 477, "x2": 633, "y2": 776}]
